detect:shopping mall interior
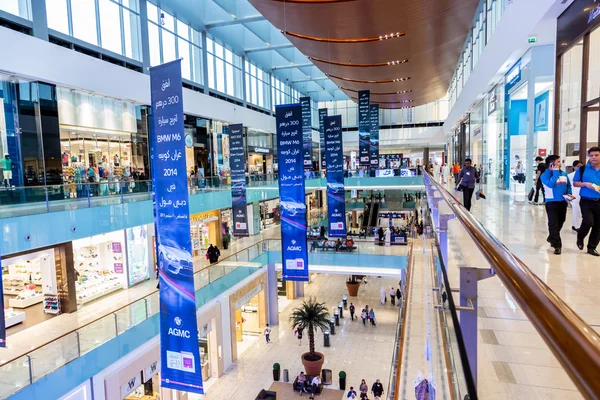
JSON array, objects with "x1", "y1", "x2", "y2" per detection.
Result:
[{"x1": 0, "y1": 0, "x2": 599, "y2": 399}]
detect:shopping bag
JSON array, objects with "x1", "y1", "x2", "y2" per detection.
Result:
[{"x1": 527, "y1": 187, "x2": 534, "y2": 201}]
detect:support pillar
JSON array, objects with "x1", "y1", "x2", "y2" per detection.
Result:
[
  {"x1": 138, "y1": 0, "x2": 152, "y2": 72},
  {"x1": 31, "y1": 0, "x2": 49, "y2": 41},
  {"x1": 294, "y1": 281, "x2": 305, "y2": 298},
  {"x1": 266, "y1": 264, "x2": 279, "y2": 326},
  {"x1": 423, "y1": 147, "x2": 430, "y2": 168}
]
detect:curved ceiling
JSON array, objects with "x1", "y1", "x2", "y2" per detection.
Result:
[{"x1": 248, "y1": 0, "x2": 479, "y2": 108}]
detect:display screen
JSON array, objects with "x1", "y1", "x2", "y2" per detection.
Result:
[{"x1": 126, "y1": 225, "x2": 150, "y2": 286}]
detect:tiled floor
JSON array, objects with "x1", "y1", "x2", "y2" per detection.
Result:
[
  {"x1": 442, "y1": 181, "x2": 596, "y2": 399},
  {"x1": 199, "y1": 273, "x2": 403, "y2": 400}
]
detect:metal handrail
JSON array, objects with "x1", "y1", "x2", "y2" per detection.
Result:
[{"x1": 424, "y1": 173, "x2": 600, "y2": 399}]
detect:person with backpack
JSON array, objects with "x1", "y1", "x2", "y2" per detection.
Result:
[
  {"x1": 573, "y1": 147, "x2": 600, "y2": 257},
  {"x1": 540, "y1": 155, "x2": 573, "y2": 255}
]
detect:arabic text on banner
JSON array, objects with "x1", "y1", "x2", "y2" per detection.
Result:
[
  {"x1": 369, "y1": 103, "x2": 380, "y2": 169},
  {"x1": 229, "y1": 124, "x2": 249, "y2": 237},
  {"x1": 301, "y1": 97, "x2": 313, "y2": 170},
  {"x1": 324, "y1": 115, "x2": 347, "y2": 237},
  {"x1": 358, "y1": 90, "x2": 371, "y2": 166},
  {"x1": 319, "y1": 108, "x2": 328, "y2": 168}
]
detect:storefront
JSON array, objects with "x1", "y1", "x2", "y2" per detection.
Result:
[
  {"x1": 2, "y1": 242, "x2": 78, "y2": 331},
  {"x1": 190, "y1": 210, "x2": 222, "y2": 254},
  {"x1": 503, "y1": 46, "x2": 554, "y2": 190},
  {"x1": 248, "y1": 146, "x2": 274, "y2": 179},
  {"x1": 72, "y1": 230, "x2": 129, "y2": 306},
  {"x1": 470, "y1": 102, "x2": 484, "y2": 173},
  {"x1": 229, "y1": 275, "x2": 267, "y2": 361},
  {"x1": 556, "y1": 0, "x2": 600, "y2": 168},
  {"x1": 259, "y1": 199, "x2": 280, "y2": 229},
  {"x1": 485, "y1": 83, "x2": 506, "y2": 188}
]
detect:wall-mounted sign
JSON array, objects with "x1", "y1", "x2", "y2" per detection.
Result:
[
  {"x1": 200, "y1": 322, "x2": 212, "y2": 337},
  {"x1": 487, "y1": 88, "x2": 498, "y2": 116},
  {"x1": 121, "y1": 373, "x2": 141, "y2": 398},
  {"x1": 248, "y1": 146, "x2": 272, "y2": 155},
  {"x1": 191, "y1": 210, "x2": 220, "y2": 224},
  {"x1": 557, "y1": 0, "x2": 600, "y2": 55},
  {"x1": 185, "y1": 134, "x2": 194, "y2": 148},
  {"x1": 505, "y1": 61, "x2": 522, "y2": 93},
  {"x1": 144, "y1": 361, "x2": 159, "y2": 381}
]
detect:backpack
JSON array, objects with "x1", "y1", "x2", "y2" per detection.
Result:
[{"x1": 578, "y1": 164, "x2": 587, "y2": 182}]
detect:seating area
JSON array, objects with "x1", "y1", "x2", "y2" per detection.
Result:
[
  {"x1": 310, "y1": 240, "x2": 357, "y2": 252},
  {"x1": 255, "y1": 388, "x2": 277, "y2": 400},
  {"x1": 293, "y1": 375, "x2": 324, "y2": 396}
]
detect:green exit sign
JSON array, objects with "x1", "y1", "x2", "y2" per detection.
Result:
[{"x1": 528, "y1": 37, "x2": 537, "y2": 43}]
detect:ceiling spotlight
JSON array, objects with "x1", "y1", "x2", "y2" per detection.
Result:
[{"x1": 379, "y1": 32, "x2": 405, "y2": 40}]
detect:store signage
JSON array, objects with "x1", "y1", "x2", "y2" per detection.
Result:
[
  {"x1": 358, "y1": 90, "x2": 371, "y2": 166},
  {"x1": 534, "y1": 91, "x2": 549, "y2": 132},
  {"x1": 557, "y1": 0, "x2": 600, "y2": 54},
  {"x1": 191, "y1": 211, "x2": 220, "y2": 224},
  {"x1": 200, "y1": 322, "x2": 212, "y2": 337},
  {"x1": 229, "y1": 124, "x2": 249, "y2": 237},
  {"x1": 369, "y1": 104, "x2": 380, "y2": 169},
  {"x1": 324, "y1": 115, "x2": 347, "y2": 237},
  {"x1": 150, "y1": 59, "x2": 204, "y2": 394},
  {"x1": 235, "y1": 283, "x2": 263, "y2": 309},
  {"x1": 114, "y1": 263, "x2": 124, "y2": 274},
  {"x1": 301, "y1": 97, "x2": 313, "y2": 170},
  {"x1": 144, "y1": 361, "x2": 159, "y2": 381},
  {"x1": 121, "y1": 373, "x2": 141, "y2": 398},
  {"x1": 505, "y1": 61, "x2": 521, "y2": 92},
  {"x1": 376, "y1": 169, "x2": 395, "y2": 177},
  {"x1": 112, "y1": 243, "x2": 122, "y2": 253},
  {"x1": 276, "y1": 103, "x2": 309, "y2": 281},
  {"x1": 319, "y1": 108, "x2": 328, "y2": 168},
  {"x1": 488, "y1": 88, "x2": 498, "y2": 116},
  {"x1": 185, "y1": 134, "x2": 193, "y2": 148},
  {"x1": 249, "y1": 146, "x2": 271, "y2": 155}
]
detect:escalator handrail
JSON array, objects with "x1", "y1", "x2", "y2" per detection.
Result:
[{"x1": 424, "y1": 173, "x2": 600, "y2": 399}]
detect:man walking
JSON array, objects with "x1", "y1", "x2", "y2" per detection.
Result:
[
  {"x1": 574, "y1": 147, "x2": 600, "y2": 257},
  {"x1": 349, "y1": 303, "x2": 356, "y2": 321},
  {"x1": 531, "y1": 156, "x2": 547, "y2": 205},
  {"x1": 540, "y1": 155, "x2": 573, "y2": 255},
  {"x1": 456, "y1": 159, "x2": 479, "y2": 212},
  {"x1": 264, "y1": 324, "x2": 271, "y2": 343},
  {"x1": 389, "y1": 287, "x2": 396, "y2": 306},
  {"x1": 568, "y1": 160, "x2": 584, "y2": 232}
]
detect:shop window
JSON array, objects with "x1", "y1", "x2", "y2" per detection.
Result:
[
  {"x1": 559, "y1": 41, "x2": 583, "y2": 163},
  {"x1": 587, "y1": 28, "x2": 600, "y2": 101}
]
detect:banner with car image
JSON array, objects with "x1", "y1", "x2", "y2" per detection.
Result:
[
  {"x1": 369, "y1": 104, "x2": 380, "y2": 169},
  {"x1": 324, "y1": 115, "x2": 347, "y2": 237},
  {"x1": 229, "y1": 124, "x2": 249, "y2": 237},
  {"x1": 358, "y1": 90, "x2": 371, "y2": 166},
  {"x1": 276, "y1": 103, "x2": 309, "y2": 282},
  {"x1": 150, "y1": 60, "x2": 204, "y2": 394}
]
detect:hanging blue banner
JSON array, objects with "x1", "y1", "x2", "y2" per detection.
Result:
[
  {"x1": 0, "y1": 248, "x2": 5, "y2": 347},
  {"x1": 324, "y1": 115, "x2": 347, "y2": 237},
  {"x1": 150, "y1": 60, "x2": 204, "y2": 395},
  {"x1": 369, "y1": 104, "x2": 380, "y2": 169},
  {"x1": 301, "y1": 97, "x2": 312, "y2": 170},
  {"x1": 276, "y1": 104, "x2": 309, "y2": 281},
  {"x1": 358, "y1": 90, "x2": 371, "y2": 166},
  {"x1": 229, "y1": 124, "x2": 248, "y2": 237},
  {"x1": 319, "y1": 108, "x2": 328, "y2": 168}
]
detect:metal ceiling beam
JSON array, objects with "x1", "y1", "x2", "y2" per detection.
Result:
[
  {"x1": 244, "y1": 44, "x2": 295, "y2": 53},
  {"x1": 291, "y1": 77, "x2": 329, "y2": 84},
  {"x1": 205, "y1": 15, "x2": 265, "y2": 29},
  {"x1": 272, "y1": 63, "x2": 313, "y2": 70}
]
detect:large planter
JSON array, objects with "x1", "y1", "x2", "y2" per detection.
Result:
[
  {"x1": 346, "y1": 281, "x2": 360, "y2": 297},
  {"x1": 301, "y1": 352, "x2": 325, "y2": 377}
]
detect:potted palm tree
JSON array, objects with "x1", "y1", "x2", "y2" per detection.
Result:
[
  {"x1": 289, "y1": 297, "x2": 331, "y2": 376},
  {"x1": 346, "y1": 275, "x2": 361, "y2": 296}
]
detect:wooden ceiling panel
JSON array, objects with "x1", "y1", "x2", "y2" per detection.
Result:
[{"x1": 248, "y1": 0, "x2": 479, "y2": 108}]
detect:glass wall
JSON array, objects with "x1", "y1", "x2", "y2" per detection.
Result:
[
  {"x1": 206, "y1": 36, "x2": 243, "y2": 99},
  {"x1": 245, "y1": 60, "x2": 271, "y2": 110},
  {"x1": 0, "y1": 0, "x2": 31, "y2": 19},
  {"x1": 46, "y1": 0, "x2": 142, "y2": 61},
  {"x1": 271, "y1": 76, "x2": 300, "y2": 111},
  {"x1": 559, "y1": 40, "x2": 583, "y2": 166},
  {"x1": 146, "y1": 2, "x2": 203, "y2": 84}
]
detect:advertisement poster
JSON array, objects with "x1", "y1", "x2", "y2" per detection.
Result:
[
  {"x1": 276, "y1": 104, "x2": 309, "y2": 282},
  {"x1": 534, "y1": 91, "x2": 549, "y2": 132},
  {"x1": 0, "y1": 250, "x2": 5, "y2": 347},
  {"x1": 319, "y1": 108, "x2": 328, "y2": 168},
  {"x1": 301, "y1": 97, "x2": 312, "y2": 170},
  {"x1": 358, "y1": 90, "x2": 371, "y2": 166},
  {"x1": 126, "y1": 225, "x2": 150, "y2": 286},
  {"x1": 150, "y1": 60, "x2": 204, "y2": 394},
  {"x1": 324, "y1": 115, "x2": 347, "y2": 237},
  {"x1": 229, "y1": 124, "x2": 249, "y2": 237},
  {"x1": 369, "y1": 103, "x2": 380, "y2": 169}
]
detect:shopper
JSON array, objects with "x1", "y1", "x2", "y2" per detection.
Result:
[
  {"x1": 396, "y1": 287, "x2": 401, "y2": 305},
  {"x1": 359, "y1": 379, "x2": 369, "y2": 398},
  {"x1": 361, "y1": 309, "x2": 367, "y2": 326},
  {"x1": 453, "y1": 163, "x2": 460, "y2": 183},
  {"x1": 207, "y1": 244, "x2": 221, "y2": 264},
  {"x1": 514, "y1": 161, "x2": 525, "y2": 184},
  {"x1": 371, "y1": 379, "x2": 384, "y2": 399},
  {"x1": 456, "y1": 158, "x2": 480, "y2": 212},
  {"x1": 296, "y1": 372, "x2": 309, "y2": 394},
  {"x1": 295, "y1": 324, "x2": 303, "y2": 346},
  {"x1": 309, "y1": 375, "x2": 322, "y2": 399},
  {"x1": 541, "y1": 155, "x2": 573, "y2": 255},
  {"x1": 380, "y1": 286, "x2": 386, "y2": 305},
  {"x1": 569, "y1": 160, "x2": 584, "y2": 232},
  {"x1": 531, "y1": 156, "x2": 547, "y2": 205},
  {"x1": 442, "y1": 163, "x2": 450, "y2": 184},
  {"x1": 349, "y1": 303, "x2": 356, "y2": 321},
  {"x1": 369, "y1": 309, "x2": 376, "y2": 326},
  {"x1": 389, "y1": 287, "x2": 396, "y2": 306},
  {"x1": 347, "y1": 387, "x2": 357, "y2": 399},
  {"x1": 574, "y1": 147, "x2": 600, "y2": 257},
  {"x1": 264, "y1": 324, "x2": 271, "y2": 343}
]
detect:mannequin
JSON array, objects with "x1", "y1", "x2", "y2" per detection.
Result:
[{"x1": 1, "y1": 153, "x2": 13, "y2": 188}]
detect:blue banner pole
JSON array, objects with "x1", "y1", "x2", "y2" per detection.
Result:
[
  {"x1": 276, "y1": 104, "x2": 309, "y2": 282},
  {"x1": 301, "y1": 97, "x2": 312, "y2": 171},
  {"x1": 369, "y1": 104, "x2": 380, "y2": 170},
  {"x1": 324, "y1": 115, "x2": 347, "y2": 237},
  {"x1": 150, "y1": 59, "x2": 204, "y2": 394},
  {"x1": 319, "y1": 108, "x2": 328, "y2": 170},
  {"x1": 229, "y1": 124, "x2": 249, "y2": 237},
  {"x1": 358, "y1": 90, "x2": 371, "y2": 167}
]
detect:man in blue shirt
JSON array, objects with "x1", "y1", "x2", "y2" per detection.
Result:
[
  {"x1": 541, "y1": 155, "x2": 573, "y2": 255},
  {"x1": 574, "y1": 146, "x2": 600, "y2": 256},
  {"x1": 456, "y1": 158, "x2": 480, "y2": 212}
]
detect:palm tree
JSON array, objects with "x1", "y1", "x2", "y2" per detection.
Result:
[{"x1": 289, "y1": 297, "x2": 331, "y2": 361}]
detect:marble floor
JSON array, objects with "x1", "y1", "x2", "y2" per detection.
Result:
[
  {"x1": 201, "y1": 273, "x2": 403, "y2": 400},
  {"x1": 439, "y1": 181, "x2": 596, "y2": 399}
]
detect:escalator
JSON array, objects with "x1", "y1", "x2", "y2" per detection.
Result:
[
  {"x1": 368, "y1": 199, "x2": 380, "y2": 227},
  {"x1": 361, "y1": 199, "x2": 372, "y2": 229}
]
